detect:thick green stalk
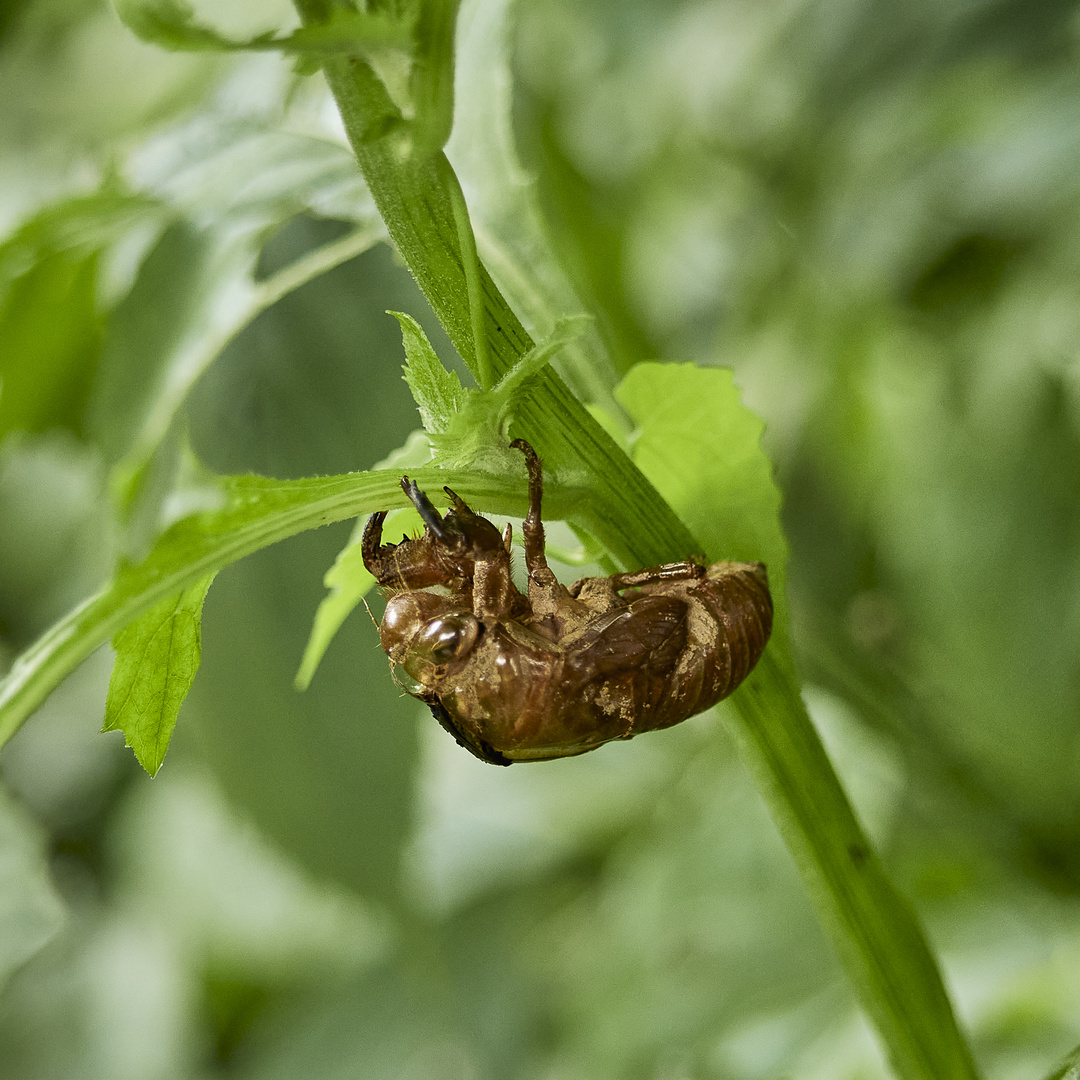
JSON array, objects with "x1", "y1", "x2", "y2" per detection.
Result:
[
  {"x1": 733, "y1": 649, "x2": 978, "y2": 1079},
  {"x1": 296, "y1": 7, "x2": 980, "y2": 1078}
]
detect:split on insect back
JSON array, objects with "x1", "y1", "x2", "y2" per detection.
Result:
[{"x1": 362, "y1": 439, "x2": 773, "y2": 765}]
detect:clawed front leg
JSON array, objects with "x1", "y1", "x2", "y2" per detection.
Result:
[
  {"x1": 361, "y1": 509, "x2": 444, "y2": 589},
  {"x1": 361, "y1": 510, "x2": 389, "y2": 579}
]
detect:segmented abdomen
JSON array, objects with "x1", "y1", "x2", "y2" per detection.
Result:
[{"x1": 645, "y1": 561, "x2": 773, "y2": 732}]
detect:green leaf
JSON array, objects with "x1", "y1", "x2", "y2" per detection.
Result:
[
  {"x1": 286, "y1": 10, "x2": 414, "y2": 57},
  {"x1": 0, "y1": 784, "x2": 65, "y2": 992},
  {"x1": 113, "y1": 0, "x2": 245, "y2": 51},
  {"x1": 0, "y1": 250, "x2": 100, "y2": 440},
  {"x1": 134, "y1": 121, "x2": 374, "y2": 225},
  {"x1": 91, "y1": 217, "x2": 383, "y2": 512},
  {"x1": 395, "y1": 302, "x2": 589, "y2": 473},
  {"x1": 394, "y1": 311, "x2": 465, "y2": 434},
  {"x1": 0, "y1": 191, "x2": 161, "y2": 442},
  {"x1": 113, "y1": 0, "x2": 412, "y2": 59},
  {"x1": 486, "y1": 315, "x2": 592, "y2": 413},
  {"x1": 426, "y1": 315, "x2": 591, "y2": 471},
  {"x1": 0, "y1": 191, "x2": 158, "y2": 284},
  {"x1": 88, "y1": 221, "x2": 238, "y2": 472},
  {"x1": 616, "y1": 362, "x2": 788, "y2": 616},
  {"x1": 294, "y1": 522, "x2": 376, "y2": 693},
  {"x1": 79, "y1": 117, "x2": 385, "y2": 511},
  {"x1": 103, "y1": 573, "x2": 215, "y2": 775}
]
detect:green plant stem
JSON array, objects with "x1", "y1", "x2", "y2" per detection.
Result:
[
  {"x1": 297, "y1": 8, "x2": 980, "y2": 1077},
  {"x1": 733, "y1": 649, "x2": 978, "y2": 1079},
  {"x1": 439, "y1": 154, "x2": 492, "y2": 390}
]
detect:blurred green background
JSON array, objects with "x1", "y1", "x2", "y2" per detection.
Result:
[{"x1": 3, "y1": 0, "x2": 1080, "y2": 1076}]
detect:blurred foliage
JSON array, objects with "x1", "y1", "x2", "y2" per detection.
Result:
[{"x1": 1, "y1": 0, "x2": 1080, "y2": 1077}]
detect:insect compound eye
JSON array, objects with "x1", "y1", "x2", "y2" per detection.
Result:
[
  {"x1": 403, "y1": 613, "x2": 481, "y2": 683},
  {"x1": 380, "y1": 591, "x2": 450, "y2": 663}
]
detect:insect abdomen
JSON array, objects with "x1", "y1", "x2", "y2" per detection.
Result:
[{"x1": 646, "y1": 561, "x2": 773, "y2": 731}]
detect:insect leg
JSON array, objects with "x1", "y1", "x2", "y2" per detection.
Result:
[
  {"x1": 510, "y1": 439, "x2": 571, "y2": 624},
  {"x1": 361, "y1": 510, "x2": 387, "y2": 562},
  {"x1": 568, "y1": 560, "x2": 705, "y2": 600},
  {"x1": 361, "y1": 511, "x2": 406, "y2": 587},
  {"x1": 608, "y1": 561, "x2": 706, "y2": 591},
  {"x1": 509, "y1": 438, "x2": 548, "y2": 576}
]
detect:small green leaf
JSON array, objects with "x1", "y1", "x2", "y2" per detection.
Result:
[
  {"x1": 396, "y1": 308, "x2": 588, "y2": 450},
  {"x1": 0, "y1": 191, "x2": 159, "y2": 443},
  {"x1": 0, "y1": 251, "x2": 100, "y2": 440},
  {"x1": 112, "y1": 0, "x2": 245, "y2": 51},
  {"x1": 287, "y1": 9, "x2": 414, "y2": 58},
  {"x1": 103, "y1": 572, "x2": 215, "y2": 776},
  {"x1": 393, "y1": 311, "x2": 464, "y2": 434},
  {"x1": 294, "y1": 524, "x2": 375, "y2": 693},
  {"x1": 410, "y1": 314, "x2": 590, "y2": 471},
  {"x1": 488, "y1": 314, "x2": 592, "y2": 404}
]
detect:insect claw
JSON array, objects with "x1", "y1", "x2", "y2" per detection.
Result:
[
  {"x1": 443, "y1": 487, "x2": 475, "y2": 518},
  {"x1": 402, "y1": 476, "x2": 449, "y2": 541},
  {"x1": 361, "y1": 511, "x2": 389, "y2": 577}
]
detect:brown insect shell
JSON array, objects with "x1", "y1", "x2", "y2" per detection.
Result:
[
  {"x1": 362, "y1": 495, "x2": 506, "y2": 594},
  {"x1": 426, "y1": 560, "x2": 772, "y2": 763},
  {"x1": 642, "y1": 560, "x2": 772, "y2": 724},
  {"x1": 380, "y1": 591, "x2": 455, "y2": 666},
  {"x1": 364, "y1": 442, "x2": 772, "y2": 765}
]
